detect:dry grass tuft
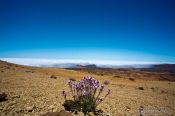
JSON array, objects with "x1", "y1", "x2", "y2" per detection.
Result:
[
  {"x1": 138, "y1": 87, "x2": 144, "y2": 90},
  {"x1": 69, "y1": 78, "x2": 76, "y2": 81},
  {"x1": 50, "y1": 74, "x2": 57, "y2": 79},
  {"x1": 129, "y1": 77, "x2": 135, "y2": 81}
]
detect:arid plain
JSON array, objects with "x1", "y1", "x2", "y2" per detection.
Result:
[{"x1": 0, "y1": 60, "x2": 175, "y2": 116}]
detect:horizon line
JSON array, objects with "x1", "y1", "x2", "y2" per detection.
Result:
[{"x1": 0, "y1": 58, "x2": 175, "y2": 66}]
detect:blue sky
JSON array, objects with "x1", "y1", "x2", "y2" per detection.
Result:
[{"x1": 0, "y1": 0, "x2": 175, "y2": 63}]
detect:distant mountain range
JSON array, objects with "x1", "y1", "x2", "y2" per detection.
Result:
[
  {"x1": 0, "y1": 58, "x2": 175, "y2": 72},
  {"x1": 139, "y1": 64, "x2": 175, "y2": 73}
]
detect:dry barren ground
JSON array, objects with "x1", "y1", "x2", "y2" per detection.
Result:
[{"x1": 0, "y1": 61, "x2": 175, "y2": 116}]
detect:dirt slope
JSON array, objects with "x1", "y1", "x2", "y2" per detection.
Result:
[{"x1": 0, "y1": 60, "x2": 175, "y2": 116}]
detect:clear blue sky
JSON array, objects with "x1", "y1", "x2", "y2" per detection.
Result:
[{"x1": 0, "y1": 0, "x2": 175, "y2": 63}]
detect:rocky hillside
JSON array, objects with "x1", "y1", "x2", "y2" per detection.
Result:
[{"x1": 0, "y1": 60, "x2": 175, "y2": 116}]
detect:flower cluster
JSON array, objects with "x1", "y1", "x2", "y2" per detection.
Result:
[{"x1": 61, "y1": 76, "x2": 111, "y2": 114}]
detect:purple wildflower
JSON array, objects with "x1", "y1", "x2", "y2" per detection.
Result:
[
  {"x1": 82, "y1": 90, "x2": 88, "y2": 96},
  {"x1": 62, "y1": 76, "x2": 112, "y2": 113},
  {"x1": 100, "y1": 85, "x2": 104, "y2": 92},
  {"x1": 61, "y1": 90, "x2": 67, "y2": 98},
  {"x1": 92, "y1": 85, "x2": 98, "y2": 90},
  {"x1": 67, "y1": 79, "x2": 72, "y2": 86}
]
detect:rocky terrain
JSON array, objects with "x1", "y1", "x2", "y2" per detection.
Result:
[{"x1": 0, "y1": 60, "x2": 175, "y2": 116}]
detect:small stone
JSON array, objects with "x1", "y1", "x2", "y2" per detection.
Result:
[
  {"x1": 23, "y1": 114, "x2": 30, "y2": 116},
  {"x1": 48, "y1": 105, "x2": 55, "y2": 110},
  {"x1": 88, "y1": 112, "x2": 95, "y2": 116},
  {"x1": 0, "y1": 106, "x2": 3, "y2": 110},
  {"x1": 26, "y1": 106, "x2": 34, "y2": 112},
  {"x1": 95, "y1": 109, "x2": 104, "y2": 114},
  {"x1": 9, "y1": 101, "x2": 17, "y2": 106},
  {"x1": 0, "y1": 93, "x2": 7, "y2": 102},
  {"x1": 15, "y1": 108, "x2": 22, "y2": 113},
  {"x1": 12, "y1": 95, "x2": 20, "y2": 99},
  {"x1": 53, "y1": 108, "x2": 57, "y2": 112}
]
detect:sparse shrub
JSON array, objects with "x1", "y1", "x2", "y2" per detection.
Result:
[
  {"x1": 69, "y1": 78, "x2": 76, "y2": 81},
  {"x1": 126, "y1": 106, "x2": 131, "y2": 110},
  {"x1": 50, "y1": 74, "x2": 57, "y2": 79},
  {"x1": 161, "y1": 90, "x2": 168, "y2": 94},
  {"x1": 6, "y1": 67, "x2": 10, "y2": 69},
  {"x1": 104, "y1": 80, "x2": 109, "y2": 85},
  {"x1": 129, "y1": 77, "x2": 135, "y2": 81},
  {"x1": 161, "y1": 90, "x2": 165, "y2": 94},
  {"x1": 173, "y1": 92, "x2": 175, "y2": 96},
  {"x1": 25, "y1": 70, "x2": 31, "y2": 73},
  {"x1": 61, "y1": 76, "x2": 111, "y2": 114},
  {"x1": 113, "y1": 75, "x2": 122, "y2": 78},
  {"x1": 138, "y1": 87, "x2": 144, "y2": 90},
  {"x1": 150, "y1": 87, "x2": 158, "y2": 92}
]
